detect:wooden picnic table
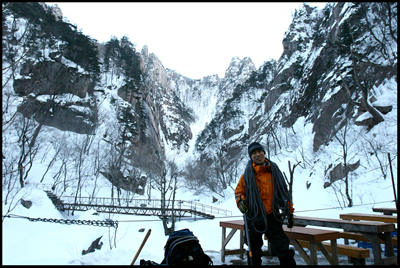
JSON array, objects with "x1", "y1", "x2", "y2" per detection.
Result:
[
  {"x1": 220, "y1": 220, "x2": 245, "y2": 263},
  {"x1": 283, "y1": 225, "x2": 340, "y2": 265},
  {"x1": 372, "y1": 207, "x2": 397, "y2": 215},
  {"x1": 294, "y1": 215, "x2": 397, "y2": 265},
  {"x1": 219, "y1": 220, "x2": 340, "y2": 265},
  {"x1": 339, "y1": 212, "x2": 397, "y2": 224}
]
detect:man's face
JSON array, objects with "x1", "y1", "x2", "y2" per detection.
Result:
[{"x1": 251, "y1": 149, "x2": 265, "y2": 165}]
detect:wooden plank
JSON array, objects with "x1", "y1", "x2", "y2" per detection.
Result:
[
  {"x1": 223, "y1": 229, "x2": 238, "y2": 247},
  {"x1": 339, "y1": 231, "x2": 398, "y2": 246},
  {"x1": 382, "y1": 256, "x2": 398, "y2": 265},
  {"x1": 294, "y1": 215, "x2": 395, "y2": 233},
  {"x1": 372, "y1": 207, "x2": 397, "y2": 215},
  {"x1": 296, "y1": 240, "x2": 370, "y2": 259},
  {"x1": 283, "y1": 226, "x2": 340, "y2": 243},
  {"x1": 340, "y1": 213, "x2": 397, "y2": 223},
  {"x1": 220, "y1": 220, "x2": 244, "y2": 230},
  {"x1": 290, "y1": 239, "x2": 312, "y2": 265},
  {"x1": 316, "y1": 241, "x2": 334, "y2": 265},
  {"x1": 224, "y1": 249, "x2": 246, "y2": 255}
]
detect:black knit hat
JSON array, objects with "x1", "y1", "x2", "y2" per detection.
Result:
[{"x1": 248, "y1": 142, "x2": 265, "y2": 158}]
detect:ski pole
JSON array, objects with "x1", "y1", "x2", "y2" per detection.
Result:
[
  {"x1": 388, "y1": 153, "x2": 397, "y2": 209},
  {"x1": 130, "y1": 229, "x2": 151, "y2": 265},
  {"x1": 244, "y1": 214, "x2": 253, "y2": 266}
]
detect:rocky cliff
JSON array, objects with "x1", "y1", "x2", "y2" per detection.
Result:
[{"x1": 2, "y1": 2, "x2": 397, "y2": 196}]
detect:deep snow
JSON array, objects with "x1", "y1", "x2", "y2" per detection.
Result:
[{"x1": 2, "y1": 178, "x2": 397, "y2": 265}]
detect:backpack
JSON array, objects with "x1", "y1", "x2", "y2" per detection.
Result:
[{"x1": 161, "y1": 228, "x2": 213, "y2": 266}]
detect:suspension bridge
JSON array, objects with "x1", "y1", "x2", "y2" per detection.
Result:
[{"x1": 44, "y1": 190, "x2": 232, "y2": 220}]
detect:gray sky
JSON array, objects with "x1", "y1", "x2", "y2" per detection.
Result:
[{"x1": 47, "y1": 2, "x2": 328, "y2": 79}]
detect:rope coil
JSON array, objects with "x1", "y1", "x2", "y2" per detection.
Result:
[{"x1": 244, "y1": 159, "x2": 292, "y2": 233}]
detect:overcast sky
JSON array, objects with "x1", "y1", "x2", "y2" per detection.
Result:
[{"x1": 46, "y1": 2, "x2": 328, "y2": 79}]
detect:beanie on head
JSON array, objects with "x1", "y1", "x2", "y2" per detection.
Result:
[{"x1": 248, "y1": 142, "x2": 265, "y2": 158}]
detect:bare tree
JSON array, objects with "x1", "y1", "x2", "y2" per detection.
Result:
[
  {"x1": 226, "y1": 155, "x2": 244, "y2": 191},
  {"x1": 87, "y1": 139, "x2": 105, "y2": 203},
  {"x1": 332, "y1": 119, "x2": 358, "y2": 207},
  {"x1": 70, "y1": 134, "x2": 95, "y2": 214},
  {"x1": 51, "y1": 133, "x2": 74, "y2": 194},
  {"x1": 2, "y1": 186, "x2": 31, "y2": 222},
  {"x1": 14, "y1": 115, "x2": 42, "y2": 188},
  {"x1": 140, "y1": 150, "x2": 180, "y2": 235},
  {"x1": 2, "y1": 152, "x2": 20, "y2": 207},
  {"x1": 182, "y1": 158, "x2": 210, "y2": 194},
  {"x1": 285, "y1": 160, "x2": 301, "y2": 202},
  {"x1": 160, "y1": 160, "x2": 180, "y2": 235},
  {"x1": 356, "y1": 125, "x2": 397, "y2": 181}
]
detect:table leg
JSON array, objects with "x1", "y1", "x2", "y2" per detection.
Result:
[
  {"x1": 309, "y1": 242, "x2": 318, "y2": 265},
  {"x1": 221, "y1": 227, "x2": 226, "y2": 263},
  {"x1": 221, "y1": 228, "x2": 239, "y2": 263},
  {"x1": 290, "y1": 239, "x2": 312, "y2": 265},
  {"x1": 361, "y1": 232, "x2": 383, "y2": 265},
  {"x1": 330, "y1": 239, "x2": 339, "y2": 265},
  {"x1": 240, "y1": 230, "x2": 244, "y2": 259},
  {"x1": 382, "y1": 231, "x2": 395, "y2": 257},
  {"x1": 316, "y1": 241, "x2": 337, "y2": 265}
]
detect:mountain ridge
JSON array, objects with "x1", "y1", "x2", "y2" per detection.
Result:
[{"x1": 2, "y1": 2, "x2": 397, "y2": 206}]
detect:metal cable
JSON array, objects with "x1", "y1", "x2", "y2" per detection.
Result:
[{"x1": 2, "y1": 214, "x2": 118, "y2": 229}]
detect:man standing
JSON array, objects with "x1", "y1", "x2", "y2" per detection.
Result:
[{"x1": 235, "y1": 142, "x2": 296, "y2": 266}]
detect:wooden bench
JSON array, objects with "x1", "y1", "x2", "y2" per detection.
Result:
[
  {"x1": 264, "y1": 226, "x2": 340, "y2": 265},
  {"x1": 219, "y1": 220, "x2": 269, "y2": 262},
  {"x1": 294, "y1": 215, "x2": 397, "y2": 265},
  {"x1": 220, "y1": 220, "x2": 341, "y2": 265},
  {"x1": 373, "y1": 207, "x2": 397, "y2": 215},
  {"x1": 294, "y1": 240, "x2": 370, "y2": 265},
  {"x1": 339, "y1": 231, "x2": 398, "y2": 246},
  {"x1": 339, "y1": 213, "x2": 398, "y2": 224}
]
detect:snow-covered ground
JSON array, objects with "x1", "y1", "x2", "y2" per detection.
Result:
[
  {"x1": 2, "y1": 86, "x2": 397, "y2": 265},
  {"x1": 2, "y1": 180, "x2": 396, "y2": 265}
]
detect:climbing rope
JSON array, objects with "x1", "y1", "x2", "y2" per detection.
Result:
[
  {"x1": 243, "y1": 159, "x2": 297, "y2": 233},
  {"x1": 2, "y1": 214, "x2": 118, "y2": 229},
  {"x1": 270, "y1": 160, "x2": 292, "y2": 222},
  {"x1": 244, "y1": 160, "x2": 269, "y2": 233}
]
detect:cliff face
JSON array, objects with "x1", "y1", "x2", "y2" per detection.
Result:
[
  {"x1": 190, "y1": 2, "x2": 397, "y2": 188},
  {"x1": 14, "y1": 59, "x2": 96, "y2": 134},
  {"x1": 194, "y1": 2, "x2": 396, "y2": 154},
  {"x1": 2, "y1": 2, "x2": 397, "y2": 194}
]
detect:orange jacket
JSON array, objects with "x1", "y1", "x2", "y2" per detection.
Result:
[{"x1": 234, "y1": 159, "x2": 294, "y2": 214}]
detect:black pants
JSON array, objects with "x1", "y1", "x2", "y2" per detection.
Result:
[{"x1": 244, "y1": 213, "x2": 296, "y2": 266}]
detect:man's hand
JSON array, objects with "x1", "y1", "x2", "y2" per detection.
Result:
[
  {"x1": 238, "y1": 199, "x2": 248, "y2": 214},
  {"x1": 287, "y1": 212, "x2": 294, "y2": 228}
]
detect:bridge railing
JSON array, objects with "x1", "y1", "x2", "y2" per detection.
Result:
[
  {"x1": 59, "y1": 196, "x2": 232, "y2": 217},
  {"x1": 180, "y1": 200, "x2": 232, "y2": 217}
]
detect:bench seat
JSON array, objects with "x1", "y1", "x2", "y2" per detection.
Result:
[
  {"x1": 340, "y1": 231, "x2": 398, "y2": 246},
  {"x1": 295, "y1": 240, "x2": 370, "y2": 265}
]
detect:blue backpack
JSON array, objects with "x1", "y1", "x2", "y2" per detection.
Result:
[{"x1": 161, "y1": 229, "x2": 213, "y2": 266}]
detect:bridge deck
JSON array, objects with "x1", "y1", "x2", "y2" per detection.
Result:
[{"x1": 45, "y1": 190, "x2": 231, "y2": 220}]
